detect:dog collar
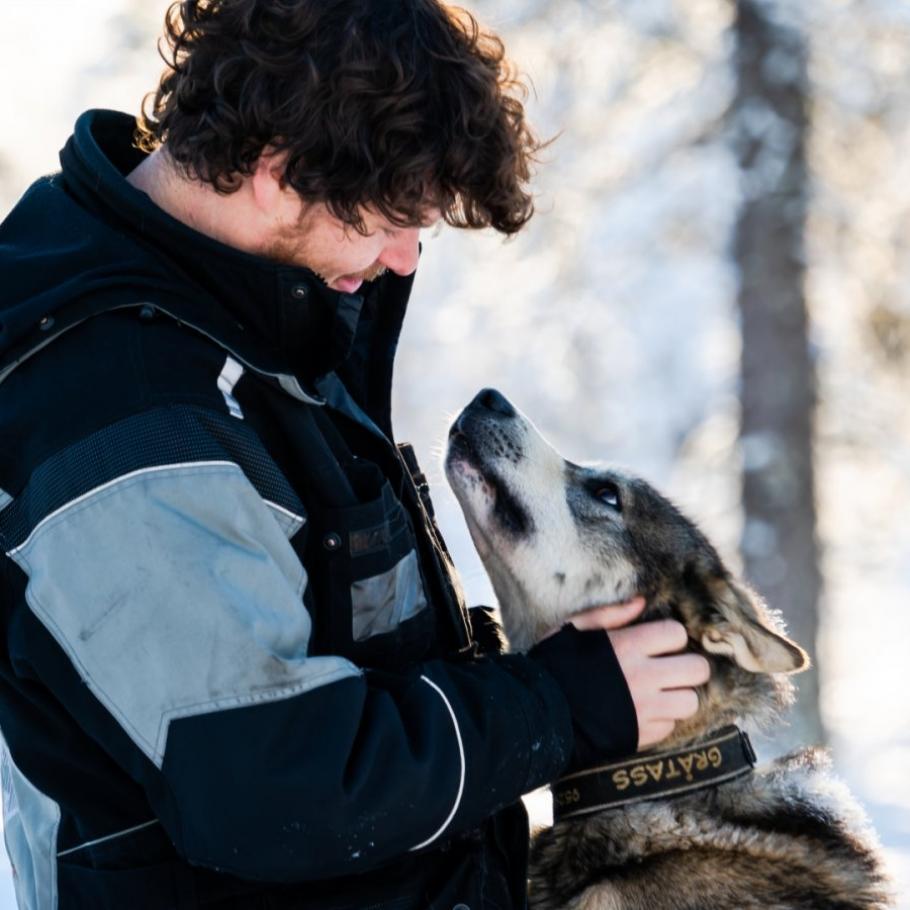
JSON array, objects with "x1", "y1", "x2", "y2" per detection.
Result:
[{"x1": 552, "y1": 725, "x2": 756, "y2": 821}]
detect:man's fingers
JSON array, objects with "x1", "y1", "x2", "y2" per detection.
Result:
[
  {"x1": 638, "y1": 720, "x2": 676, "y2": 749},
  {"x1": 634, "y1": 689, "x2": 700, "y2": 750},
  {"x1": 569, "y1": 596, "x2": 647, "y2": 632},
  {"x1": 653, "y1": 687, "x2": 700, "y2": 721},
  {"x1": 609, "y1": 617, "x2": 688, "y2": 657},
  {"x1": 648, "y1": 653, "x2": 712, "y2": 690}
]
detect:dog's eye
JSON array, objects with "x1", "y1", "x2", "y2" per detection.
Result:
[{"x1": 593, "y1": 481, "x2": 622, "y2": 512}]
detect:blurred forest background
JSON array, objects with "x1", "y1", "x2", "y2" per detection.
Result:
[{"x1": 1, "y1": 0, "x2": 908, "y2": 905}]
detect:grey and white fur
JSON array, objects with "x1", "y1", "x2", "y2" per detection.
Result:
[{"x1": 444, "y1": 388, "x2": 893, "y2": 910}]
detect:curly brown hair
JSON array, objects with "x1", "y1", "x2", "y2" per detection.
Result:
[{"x1": 136, "y1": 0, "x2": 542, "y2": 235}]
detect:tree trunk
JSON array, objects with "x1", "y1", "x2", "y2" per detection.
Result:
[{"x1": 732, "y1": 0, "x2": 825, "y2": 750}]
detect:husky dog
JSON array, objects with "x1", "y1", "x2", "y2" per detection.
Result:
[{"x1": 444, "y1": 388, "x2": 892, "y2": 910}]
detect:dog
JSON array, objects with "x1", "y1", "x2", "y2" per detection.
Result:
[{"x1": 444, "y1": 388, "x2": 893, "y2": 910}]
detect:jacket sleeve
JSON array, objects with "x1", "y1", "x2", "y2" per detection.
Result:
[{"x1": 0, "y1": 402, "x2": 573, "y2": 882}]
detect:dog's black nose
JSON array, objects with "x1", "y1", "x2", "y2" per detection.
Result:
[{"x1": 472, "y1": 388, "x2": 516, "y2": 418}]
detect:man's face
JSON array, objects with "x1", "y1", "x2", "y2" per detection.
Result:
[{"x1": 263, "y1": 190, "x2": 439, "y2": 293}]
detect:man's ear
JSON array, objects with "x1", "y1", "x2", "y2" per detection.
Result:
[
  {"x1": 700, "y1": 576, "x2": 809, "y2": 674},
  {"x1": 250, "y1": 146, "x2": 290, "y2": 213}
]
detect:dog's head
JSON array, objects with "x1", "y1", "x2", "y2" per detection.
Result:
[{"x1": 445, "y1": 388, "x2": 809, "y2": 741}]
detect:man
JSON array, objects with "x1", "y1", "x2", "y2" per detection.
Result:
[{"x1": 0, "y1": 1, "x2": 709, "y2": 907}]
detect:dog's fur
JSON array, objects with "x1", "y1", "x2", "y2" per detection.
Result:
[{"x1": 444, "y1": 389, "x2": 893, "y2": 910}]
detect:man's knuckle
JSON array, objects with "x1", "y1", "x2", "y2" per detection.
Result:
[
  {"x1": 683, "y1": 654, "x2": 708, "y2": 680},
  {"x1": 671, "y1": 621, "x2": 689, "y2": 647},
  {"x1": 655, "y1": 619, "x2": 687, "y2": 648}
]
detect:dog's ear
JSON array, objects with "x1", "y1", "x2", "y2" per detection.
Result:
[{"x1": 700, "y1": 576, "x2": 809, "y2": 674}]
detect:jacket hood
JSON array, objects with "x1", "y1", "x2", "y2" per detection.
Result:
[
  {"x1": 0, "y1": 110, "x2": 415, "y2": 412},
  {"x1": 0, "y1": 162, "x2": 150, "y2": 362}
]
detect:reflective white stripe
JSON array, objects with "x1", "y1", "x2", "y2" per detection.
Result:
[
  {"x1": 5, "y1": 461, "x2": 237, "y2": 558},
  {"x1": 277, "y1": 374, "x2": 325, "y2": 405},
  {"x1": 263, "y1": 500, "x2": 305, "y2": 524},
  {"x1": 263, "y1": 499, "x2": 306, "y2": 539},
  {"x1": 217, "y1": 356, "x2": 245, "y2": 419},
  {"x1": 3, "y1": 465, "x2": 303, "y2": 558},
  {"x1": 56, "y1": 818, "x2": 159, "y2": 858},
  {"x1": 409, "y1": 675, "x2": 466, "y2": 851}
]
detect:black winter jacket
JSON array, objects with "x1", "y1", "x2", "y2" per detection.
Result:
[{"x1": 0, "y1": 110, "x2": 631, "y2": 909}]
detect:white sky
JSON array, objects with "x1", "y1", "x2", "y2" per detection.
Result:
[{"x1": 1, "y1": 0, "x2": 161, "y2": 197}]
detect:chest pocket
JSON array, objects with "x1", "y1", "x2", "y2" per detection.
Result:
[
  {"x1": 312, "y1": 467, "x2": 434, "y2": 670},
  {"x1": 280, "y1": 399, "x2": 436, "y2": 670}
]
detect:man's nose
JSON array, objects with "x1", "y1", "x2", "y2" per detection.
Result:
[{"x1": 379, "y1": 228, "x2": 420, "y2": 276}]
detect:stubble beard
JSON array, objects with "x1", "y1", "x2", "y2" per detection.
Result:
[
  {"x1": 262, "y1": 227, "x2": 387, "y2": 289},
  {"x1": 353, "y1": 261, "x2": 389, "y2": 283}
]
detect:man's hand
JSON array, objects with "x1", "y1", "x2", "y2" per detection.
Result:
[{"x1": 570, "y1": 598, "x2": 711, "y2": 750}]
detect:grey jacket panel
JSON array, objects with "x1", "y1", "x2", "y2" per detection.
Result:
[
  {"x1": 7, "y1": 462, "x2": 360, "y2": 768},
  {"x1": 1, "y1": 736, "x2": 60, "y2": 910},
  {"x1": 352, "y1": 550, "x2": 429, "y2": 642}
]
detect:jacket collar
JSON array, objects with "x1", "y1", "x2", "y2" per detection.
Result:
[{"x1": 58, "y1": 109, "x2": 414, "y2": 411}]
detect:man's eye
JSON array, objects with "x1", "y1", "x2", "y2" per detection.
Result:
[{"x1": 593, "y1": 482, "x2": 622, "y2": 511}]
